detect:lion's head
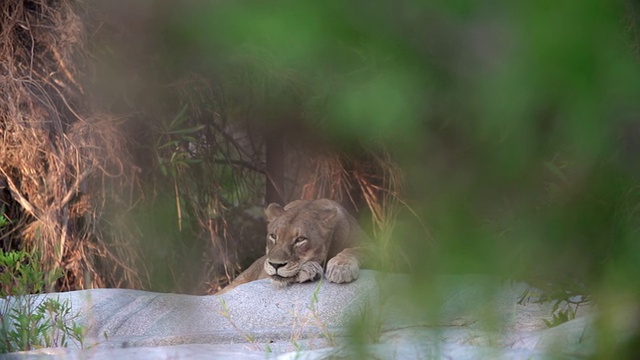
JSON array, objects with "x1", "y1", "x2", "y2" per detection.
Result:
[{"x1": 263, "y1": 199, "x2": 339, "y2": 285}]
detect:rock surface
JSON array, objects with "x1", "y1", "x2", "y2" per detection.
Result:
[{"x1": 1, "y1": 270, "x2": 601, "y2": 359}]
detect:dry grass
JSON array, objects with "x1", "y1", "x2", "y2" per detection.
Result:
[
  {"x1": 295, "y1": 148, "x2": 424, "y2": 271},
  {"x1": 0, "y1": 0, "x2": 144, "y2": 291}
]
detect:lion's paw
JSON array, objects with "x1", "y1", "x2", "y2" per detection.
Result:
[
  {"x1": 296, "y1": 261, "x2": 323, "y2": 283},
  {"x1": 325, "y1": 255, "x2": 359, "y2": 283}
]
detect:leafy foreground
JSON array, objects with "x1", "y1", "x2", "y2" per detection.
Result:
[{"x1": 0, "y1": 251, "x2": 84, "y2": 353}]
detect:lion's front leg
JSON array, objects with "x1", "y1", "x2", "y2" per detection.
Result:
[
  {"x1": 296, "y1": 261, "x2": 323, "y2": 283},
  {"x1": 325, "y1": 248, "x2": 360, "y2": 283}
]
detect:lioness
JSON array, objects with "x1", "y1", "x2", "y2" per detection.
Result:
[{"x1": 219, "y1": 198, "x2": 368, "y2": 294}]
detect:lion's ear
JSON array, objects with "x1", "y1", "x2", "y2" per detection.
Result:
[
  {"x1": 265, "y1": 203, "x2": 284, "y2": 222},
  {"x1": 311, "y1": 199, "x2": 339, "y2": 226},
  {"x1": 319, "y1": 207, "x2": 338, "y2": 226},
  {"x1": 284, "y1": 200, "x2": 305, "y2": 211},
  {"x1": 311, "y1": 198, "x2": 335, "y2": 210}
]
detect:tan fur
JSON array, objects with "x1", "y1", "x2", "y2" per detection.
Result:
[{"x1": 219, "y1": 199, "x2": 367, "y2": 294}]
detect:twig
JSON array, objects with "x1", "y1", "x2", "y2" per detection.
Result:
[
  {"x1": 60, "y1": 168, "x2": 93, "y2": 208},
  {"x1": 51, "y1": 47, "x2": 84, "y2": 95},
  {"x1": 0, "y1": 166, "x2": 40, "y2": 219}
]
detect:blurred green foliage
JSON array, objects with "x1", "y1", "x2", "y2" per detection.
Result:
[
  {"x1": 164, "y1": 0, "x2": 640, "y2": 355},
  {"x1": 174, "y1": 0, "x2": 640, "y2": 267}
]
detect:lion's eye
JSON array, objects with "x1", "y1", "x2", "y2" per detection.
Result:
[
  {"x1": 294, "y1": 236, "x2": 307, "y2": 246},
  {"x1": 268, "y1": 233, "x2": 277, "y2": 242}
]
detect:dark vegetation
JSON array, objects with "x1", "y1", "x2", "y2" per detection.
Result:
[
  {"x1": 1, "y1": 0, "x2": 640, "y2": 356},
  {"x1": 0, "y1": 0, "x2": 405, "y2": 294}
]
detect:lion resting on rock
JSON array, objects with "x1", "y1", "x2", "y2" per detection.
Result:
[{"x1": 219, "y1": 198, "x2": 368, "y2": 294}]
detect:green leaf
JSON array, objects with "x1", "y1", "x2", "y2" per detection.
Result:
[
  {"x1": 167, "y1": 124, "x2": 205, "y2": 135},
  {"x1": 543, "y1": 161, "x2": 568, "y2": 185},
  {"x1": 158, "y1": 140, "x2": 181, "y2": 149},
  {"x1": 169, "y1": 104, "x2": 189, "y2": 129}
]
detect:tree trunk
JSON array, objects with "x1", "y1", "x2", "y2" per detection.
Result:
[{"x1": 265, "y1": 127, "x2": 285, "y2": 206}]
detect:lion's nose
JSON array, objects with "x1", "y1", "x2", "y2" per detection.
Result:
[{"x1": 269, "y1": 261, "x2": 287, "y2": 270}]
